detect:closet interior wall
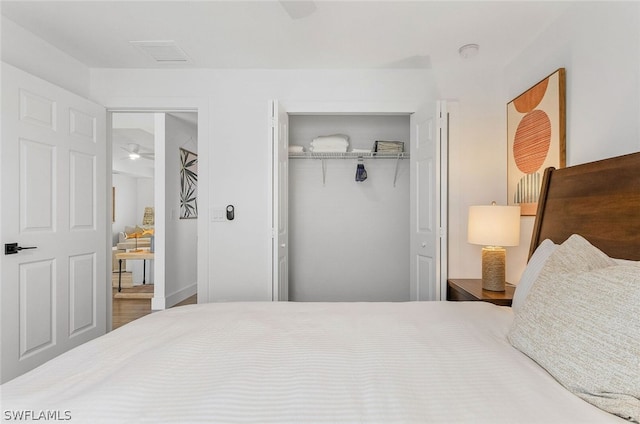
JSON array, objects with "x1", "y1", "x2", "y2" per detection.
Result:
[{"x1": 289, "y1": 115, "x2": 411, "y2": 301}]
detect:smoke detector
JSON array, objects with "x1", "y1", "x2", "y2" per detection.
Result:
[{"x1": 459, "y1": 44, "x2": 480, "y2": 59}]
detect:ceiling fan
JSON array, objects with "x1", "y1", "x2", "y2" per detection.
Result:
[{"x1": 120, "y1": 143, "x2": 154, "y2": 161}]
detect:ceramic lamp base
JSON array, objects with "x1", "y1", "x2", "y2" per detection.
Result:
[{"x1": 481, "y1": 246, "x2": 506, "y2": 292}]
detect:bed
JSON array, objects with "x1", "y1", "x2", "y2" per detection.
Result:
[{"x1": 2, "y1": 152, "x2": 639, "y2": 423}]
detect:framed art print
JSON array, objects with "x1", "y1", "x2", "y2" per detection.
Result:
[
  {"x1": 179, "y1": 147, "x2": 198, "y2": 219},
  {"x1": 507, "y1": 68, "x2": 566, "y2": 216}
]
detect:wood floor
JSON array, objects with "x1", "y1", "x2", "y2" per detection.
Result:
[{"x1": 112, "y1": 287, "x2": 197, "y2": 330}]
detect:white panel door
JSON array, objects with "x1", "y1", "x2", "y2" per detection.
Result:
[
  {"x1": 409, "y1": 101, "x2": 447, "y2": 301},
  {"x1": 1, "y1": 63, "x2": 107, "y2": 383},
  {"x1": 271, "y1": 100, "x2": 289, "y2": 301}
]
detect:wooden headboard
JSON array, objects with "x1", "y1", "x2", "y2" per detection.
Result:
[{"x1": 529, "y1": 151, "x2": 640, "y2": 261}]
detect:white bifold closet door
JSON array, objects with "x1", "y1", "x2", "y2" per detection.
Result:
[
  {"x1": 271, "y1": 100, "x2": 289, "y2": 301},
  {"x1": 409, "y1": 101, "x2": 447, "y2": 301}
]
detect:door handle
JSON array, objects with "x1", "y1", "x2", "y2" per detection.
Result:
[
  {"x1": 280, "y1": 243, "x2": 286, "y2": 248},
  {"x1": 4, "y1": 243, "x2": 38, "y2": 255}
]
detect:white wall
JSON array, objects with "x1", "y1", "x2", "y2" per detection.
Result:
[
  {"x1": 505, "y1": 2, "x2": 640, "y2": 165},
  {"x1": 164, "y1": 113, "x2": 198, "y2": 305},
  {"x1": 111, "y1": 173, "x2": 154, "y2": 284},
  {"x1": 111, "y1": 174, "x2": 154, "y2": 244},
  {"x1": 136, "y1": 178, "x2": 154, "y2": 224},
  {"x1": 8, "y1": 1, "x2": 637, "y2": 299},
  {"x1": 111, "y1": 174, "x2": 139, "y2": 244},
  {"x1": 90, "y1": 69, "x2": 435, "y2": 301},
  {"x1": 1, "y1": 16, "x2": 91, "y2": 98},
  {"x1": 441, "y1": 2, "x2": 640, "y2": 285},
  {"x1": 289, "y1": 115, "x2": 410, "y2": 302}
]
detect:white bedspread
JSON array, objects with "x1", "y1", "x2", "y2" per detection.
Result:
[{"x1": 1, "y1": 302, "x2": 624, "y2": 423}]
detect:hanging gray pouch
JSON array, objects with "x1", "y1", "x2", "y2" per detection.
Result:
[{"x1": 355, "y1": 163, "x2": 367, "y2": 182}]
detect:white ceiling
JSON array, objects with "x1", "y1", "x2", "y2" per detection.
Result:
[
  {"x1": 1, "y1": 1, "x2": 572, "y2": 70},
  {"x1": 112, "y1": 113, "x2": 156, "y2": 178},
  {"x1": 2, "y1": 1, "x2": 571, "y2": 177},
  {"x1": 111, "y1": 112, "x2": 197, "y2": 178}
]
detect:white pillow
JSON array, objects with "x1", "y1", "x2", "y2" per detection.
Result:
[
  {"x1": 508, "y1": 235, "x2": 639, "y2": 422},
  {"x1": 511, "y1": 239, "x2": 557, "y2": 312}
]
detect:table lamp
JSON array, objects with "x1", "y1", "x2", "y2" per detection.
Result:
[{"x1": 467, "y1": 202, "x2": 520, "y2": 291}]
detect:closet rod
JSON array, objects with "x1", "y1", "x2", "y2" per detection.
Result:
[
  {"x1": 289, "y1": 152, "x2": 409, "y2": 160},
  {"x1": 295, "y1": 153, "x2": 406, "y2": 187}
]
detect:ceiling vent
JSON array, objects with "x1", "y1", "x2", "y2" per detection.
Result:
[{"x1": 129, "y1": 40, "x2": 191, "y2": 64}]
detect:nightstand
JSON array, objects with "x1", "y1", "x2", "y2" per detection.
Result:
[{"x1": 447, "y1": 279, "x2": 515, "y2": 306}]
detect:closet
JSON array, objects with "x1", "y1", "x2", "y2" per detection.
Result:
[{"x1": 288, "y1": 114, "x2": 411, "y2": 301}]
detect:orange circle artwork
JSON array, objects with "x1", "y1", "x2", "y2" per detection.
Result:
[
  {"x1": 513, "y1": 78, "x2": 548, "y2": 113},
  {"x1": 513, "y1": 110, "x2": 551, "y2": 174}
]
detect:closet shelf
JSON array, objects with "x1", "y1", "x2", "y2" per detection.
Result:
[
  {"x1": 289, "y1": 152, "x2": 409, "y2": 159},
  {"x1": 290, "y1": 151, "x2": 409, "y2": 187}
]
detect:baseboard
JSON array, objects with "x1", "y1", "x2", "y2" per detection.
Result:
[
  {"x1": 166, "y1": 282, "x2": 197, "y2": 307},
  {"x1": 150, "y1": 283, "x2": 197, "y2": 310}
]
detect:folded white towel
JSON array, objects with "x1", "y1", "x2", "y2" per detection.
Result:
[
  {"x1": 309, "y1": 146, "x2": 348, "y2": 153},
  {"x1": 313, "y1": 134, "x2": 349, "y2": 141},
  {"x1": 351, "y1": 148, "x2": 371, "y2": 153},
  {"x1": 288, "y1": 145, "x2": 305, "y2": 153},
  {"x1": 310, "y1": 134, "x2": 350, "y2": 148}
]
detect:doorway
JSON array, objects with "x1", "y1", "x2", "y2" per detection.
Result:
[
  {"x1": 110, "y1": 111, "x2": 198, "y2": 326},
  {"x1": 271, "y1": 101, "x2": 449, "y2": 302},
  {"x1": 288, "y1": 114, "x2": 411, "y2": 301}
]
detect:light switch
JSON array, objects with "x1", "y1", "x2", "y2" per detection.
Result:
[{"x1": 212, "y1": 208, "x2": 225, "y2": 222}]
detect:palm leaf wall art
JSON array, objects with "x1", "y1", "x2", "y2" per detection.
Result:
[{"x1": 179, "y1": 148, "x2": 198, "y2": 219}]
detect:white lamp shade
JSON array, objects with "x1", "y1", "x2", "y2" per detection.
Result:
[{"x1": 468, "y1": 205, "x2": 521, "y2": 247}]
